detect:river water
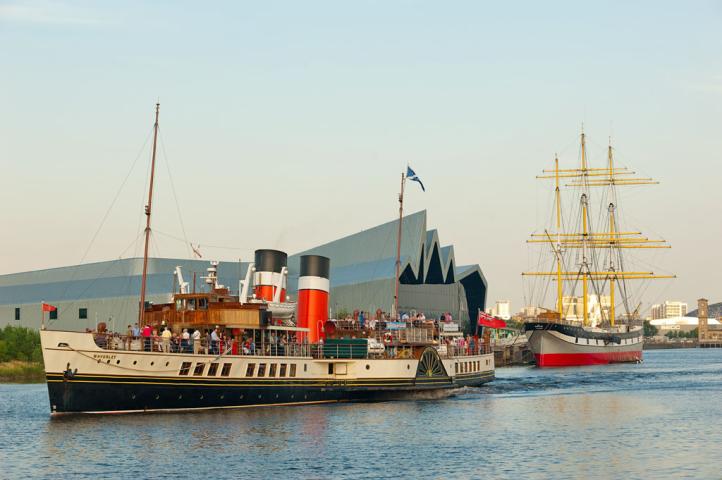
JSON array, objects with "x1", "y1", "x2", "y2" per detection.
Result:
[{"x1": 1, "y1": 349, "x2": 720, "y2": 479}]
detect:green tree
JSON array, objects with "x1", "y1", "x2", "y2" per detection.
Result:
[
  {"x1": 0, "y1": 326, "x2": 42, "y2": 363},
  {"x1": 643, "y1": 320, "x2": 658, "y2": 337}
]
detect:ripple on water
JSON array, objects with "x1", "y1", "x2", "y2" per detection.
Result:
[{"x1": 1, "y1": 349, "x2": 721, "y2": 479}]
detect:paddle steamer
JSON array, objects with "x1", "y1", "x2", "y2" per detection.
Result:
[{"x1": 40, "y1": 104, "x2": 494, "y2": 414}]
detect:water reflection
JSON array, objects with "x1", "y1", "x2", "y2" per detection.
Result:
[{"x1": 2, "y1": 349, "x2": 722, "y2": 479}]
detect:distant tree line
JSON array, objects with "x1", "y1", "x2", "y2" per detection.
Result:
[
  {"x1": 643, "y1": 320, "x2": 658, "y2": 337},
  {"x1": 664, "y1": 328, "x2": 698, "y2": 339},
  {"x1": 0, "y1": 325, "x2": 42, "y2": 363}
]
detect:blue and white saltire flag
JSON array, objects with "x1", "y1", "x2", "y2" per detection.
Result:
[{"x1": 406, "y1": 166, "x2": 425, "y2": 192}]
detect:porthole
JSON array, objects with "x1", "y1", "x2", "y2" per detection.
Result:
[
  {"x1": 155, "y1": 394, "x2": 160, "y2": 400},
  {"x1": 220, "y1": 395, "x2": 224, "y2": 400},
  {"x1": 407, "y1": 364, "x2": 411, "y2": 370},
  {"x1": 365, "y1": 364, "x2": 370, "y2": 370},
  {"x1": 200, "y1": 395, "x2": 204, "y2": 400},
  {"x1": 150, "y1": 361, "x2": 155, "y2": 366},
  {"x1": 133, "y1": 360, "x2": 137, "y2": 365},
  {"x1": 165, "y1": 361, "x2": 169, "y2": 366},
  {"x1": 131, "y1": 394, "x2": 136, "y2": 399},
  {"x1": 106, "y1": 359, "x2": 110, "y2": 364},
  {"x1": 240, "y1": 394, "x2": 244, "y2": 399},
  {"x1": 116, "y1": 360, "x2": 120, "y2": 365},
  {"x1": 258, "y1": 394, "x2": 262, "y2": 399},
  {"x1": 291, "y1": 394, "x2": 294, "y2": 399},
  {"x1": 275, "y1": 394, "x2": 279, "y2": 399},
  {"x1": 178, "y1": 395, "x2": 183, "y2": 399},
  {"x1": 304, "y1": 394, "x2": 308, "y2": 399}
]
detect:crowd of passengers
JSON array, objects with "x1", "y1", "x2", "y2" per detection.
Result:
[
  {"x1": 92, "y1": 309, "x2": 488, "y2": 356},
  {"x1": 92, "y1": 323, "x2": 299, "y2": 356},
  {"x1": 335, "y1": 308, "x2": 455, "y2": 330}
]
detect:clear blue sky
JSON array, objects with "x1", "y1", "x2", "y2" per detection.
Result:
[{"x1": 1, "y1": 1, "x2": 720, "y2": 314}]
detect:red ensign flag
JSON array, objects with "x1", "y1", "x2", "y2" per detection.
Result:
[
  {"x1": 42, "y1": 303, "x2": 57, "y2": 312},
  {"x1": 478, "y1": 310, "x2": 507, "y2": 329}
]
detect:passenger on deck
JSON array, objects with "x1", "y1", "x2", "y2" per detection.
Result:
[
  {"x1": 125, "y1": 325, "x2": 133, "y2": 350},
  {"x1": 210, "y1": 327, "x2": 220, "y2": 355},
  {"x1": 142, "y1": 324, "x2": 152, "y2": 351},
  {"x1": 192, "y1": 329, "x2": 201, "y2": 354},
  {"x1": 181, "y1": 328, "x2": 190, "y2": 353},
  {"x1": 161, "y1": 327, "x2": 172, "y2": 353}
]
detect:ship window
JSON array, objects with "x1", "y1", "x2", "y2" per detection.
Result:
[
  {"x1": 575, "y1": 337, "x2": 578, "y2": 344},
  {"x1": 586, "y1": 338, "x2": 589, "y2": 345},
  {"x1": 14, "y1": 307, "x2": 20, "y2": 320},
  {"x1": 79, "y1": 308, "x2": 88, "y2": 320},
  {"x1": 193, "y1": 363, "x2": 205, "y2": 376},
  {"x1": 290, "y1": 364, "x2": 297, "y2": 377},
  {"x1": 221, "y1": 363, "x2": 231, "y2": 377},
  {"x1": 279, "y1": 364, "x2": 287, "y2": 377},
  {"x1": 246, "y1": 363, "x2": 256, "y2": 377},
  {"x1": 269, "y1": 364, "x2": 277, "y2": 377},
  {"x1": 179, "y1": 362, "x2": 192, "y2": 375},
  {"x1": 207, "y1": 363, "x2": 219, "y2": 376},
  {"x1": 328, "y1": 364, "x2": 334, "y2": 375},
  {"x1": 187, "y1": 299, "x2": 196, "y2": 311},
  {"x1": 258, "y1": 363, "x2": 267, "y2": 377},
  {"x1": 199, "y1": 298, "x2": 208, "y2": 310},
  {"x1": 455, "y1": 363, "x2": 458, "y2": 374},
  {"x1": 175, "y1": 299, "x2": 183, "y2": 310},
  {"x1": 304, "y1": 364, "x2": 307, "y2": 372},
  {"x1": 49, "y1": 309, "x2": 58, "y2": 320}
]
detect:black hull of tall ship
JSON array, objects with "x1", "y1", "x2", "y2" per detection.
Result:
[
  {"x1": 46, "y1": 372, "x2": 493, "y2": 414},
  {"x1": 523, "y1": 321, "x2": 643, "y2": 368}
]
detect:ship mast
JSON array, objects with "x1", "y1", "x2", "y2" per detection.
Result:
[
  {"x1": 394, "y1": 171, "x2": 406, "y2": 320},
  {"x1": 607, "y1": 141, "x2": 617, "y2": 326},
  {"x1": 139, "y1": 103, "x2": 160, "y2": 326},
  {"x1": 524, "y1": 129, "x2": 675, "y2": 327},
  {"x1": 580, "y1": 131, "x2": 589, "y2": 326},
  {"x1": 554, "y1": 156, "x2": 563, "y2": 320}
]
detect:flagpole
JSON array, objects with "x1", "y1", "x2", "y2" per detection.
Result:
[
  {"x1": 394, "y1": 171, "x2": 406, "y2": 321},
  {"x1": 41, "y1": 300, "x2": 45, "y2": 330}
]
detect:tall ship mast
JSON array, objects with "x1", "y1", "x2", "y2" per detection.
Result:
[{"x1": 522, "y1": 129, "x2": 675, "y2": 367}]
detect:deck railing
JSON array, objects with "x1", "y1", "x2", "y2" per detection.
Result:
[{"x1": 93, "y1": 334, "x2": 493, "y2": 360}]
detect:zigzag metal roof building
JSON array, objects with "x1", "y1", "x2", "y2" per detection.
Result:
[
  {"x1": 288, "y1": 210, "x2": 487, "y2": 332},
  {"x1": 0, "y1": 210, "x2": 487, "y2": 333}
]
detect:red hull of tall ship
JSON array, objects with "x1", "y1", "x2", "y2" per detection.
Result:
[
  {"x1": 534, "y1": 350, "x2": 642, "y2": 368},
  {"x1": 524, "y1": 321, "x2": 643, "y2": 368}
]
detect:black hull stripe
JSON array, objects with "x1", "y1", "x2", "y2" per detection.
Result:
[
  {"x1": 45, "y1": 374, "x2": 494, "y2": 413},
  {"x1": 524, "y1": 321, "x2": 641, "y2": 341}
]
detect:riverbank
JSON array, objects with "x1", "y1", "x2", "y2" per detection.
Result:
[
  {"x1": 644, "y1": 341, "x2": 698, "y2": 350},
  {"x1": 0, "y1": 361, "x2": 45, "y2": 383}
]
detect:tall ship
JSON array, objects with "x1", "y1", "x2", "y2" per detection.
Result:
[
  {"x1": 40, "y1": 105, "x2": 494, "y2": 414},
  {"x1": 522, "y1": 129, "x2": 674, "y2": 367}
]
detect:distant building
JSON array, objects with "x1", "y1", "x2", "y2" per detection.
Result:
[
  {"x1": 487, "y1": 300, "x2": 511, "y2": 320},
  {"x1": 650, "y1": 316, "x2": 719, "y2": 334},
  {"x1": 651, "y1": 301, "x2": 688, "y2": 320},
  {"x1": 519, "y1": 305, "x2": 543, "y2": 319},
  {"x1": 697, "y1": 298, "x2": 722, "y2": 345},
  {"x1": 561, "y1": 295, "x2": 610, "y2": 325}
]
